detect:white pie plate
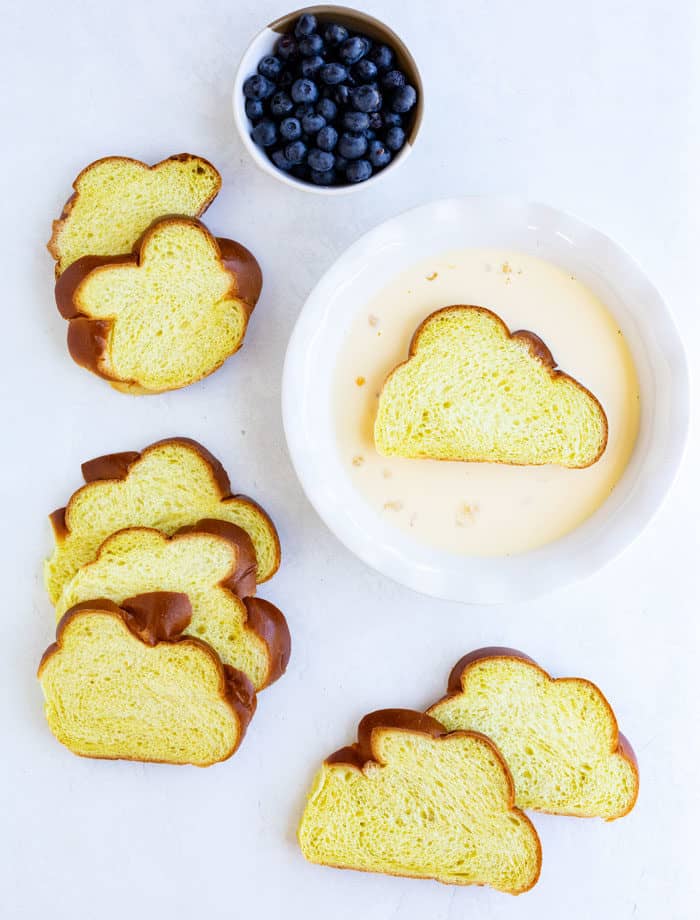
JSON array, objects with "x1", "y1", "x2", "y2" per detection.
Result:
[{"x1": 282, "y1": 198, "x2": 689, "y2": 604}]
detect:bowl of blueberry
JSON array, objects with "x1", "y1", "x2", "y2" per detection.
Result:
[{"x1": 233, "y1": 6, "x2": 423, "y2": 192}]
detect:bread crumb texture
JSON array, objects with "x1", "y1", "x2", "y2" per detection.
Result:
[
  {"x1": 50, "y1": 155, "x2": 220, "y2": 274},
  {"x1": 429, "y1": 656, "x2": 638, "y2": 819},
  {"x1": 374, "y1": 306, "x2": 607, "y2": 468},
  {"x1": 39, "y1": 610, "x2": 240, "y2": 765},
  {"x1": 298, "y1": 726, "x2": 541, "y2": 893}
]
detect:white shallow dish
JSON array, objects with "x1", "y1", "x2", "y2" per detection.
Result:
[{"x1": 282, "y1": 198, "x2": 690, "y2": 604}]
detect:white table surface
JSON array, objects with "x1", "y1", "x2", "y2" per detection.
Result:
[{"x1": 1, "y1": 1, "x2": 698, "y2": 917}]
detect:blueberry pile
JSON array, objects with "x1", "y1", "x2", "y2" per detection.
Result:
[{"x1": 242, "y1": 13, "x2": 418, "y2": 187}]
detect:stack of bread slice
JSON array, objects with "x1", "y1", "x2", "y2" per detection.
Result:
[
  {"x1": 38, "y1": 438, "x2": 290, "y2": 766},
  {"x1": 48, "y1": 154, "x2": 261, "y2": 394},
  {"x1": 298, "y1": 650, "x2": 637, "y2": 894}
]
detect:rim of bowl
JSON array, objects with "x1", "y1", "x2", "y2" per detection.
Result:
[{"x1": 232, "y1": 5, "x2": 424, "y2": 196}]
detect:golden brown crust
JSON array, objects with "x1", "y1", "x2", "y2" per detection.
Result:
[
  {"x1": 432, "y1": 649, "x2": 639, "y2": 820},
  {"x1": 49, "y1": 437, "x2": 281, "y2": 582},
  {"x1": 54, "y1": 216, "x2": 261, "y2": 392},
  {"x1": 383, "y1": 305, "x2": 609, "y2": 469},
  {"x1": 242, "y1": 597, "x2": 291, "y2": 688},
  {"x1": 47, "y1": 154, "x2": 222, "y2": 275},
  {"x1": 175, "y1": 518, "x2": 258, "y2": 598}
]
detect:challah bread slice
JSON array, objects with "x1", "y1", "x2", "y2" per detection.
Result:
[
  {"x1": 38, "y1": 594, "x2": 256, "y2": 765},
  {"x1": 374, "y1": 306, "x2": 607, "y2": 468},
  {"x1": 55, "y1": 523, "x2": 290, "y2": 691},
  {"x1": 428, "y1": 649, "x2": 638, "y2": 819},
  {"x1": 54, "y1": 216, "x2": 262, "y2": 393},
  {"x1": 48, "y1": 154, "x2": 221, "y2": 276},
  {"x1": 298, "y1": 709, "x2": 541, "y2": 894},
  {"x1": 45, "y1": 438, "x2": 280, "y2": 604}
]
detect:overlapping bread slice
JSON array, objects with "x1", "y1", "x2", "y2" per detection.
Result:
[
  {"x1": 48, "y1": 154, "x2": 221, "y2": 276},
  {"x1": 38, "y1": 594, "x2": 256, "y2": 765},
  {"x1": 45, "y1": 438, "x2": 280, "y2": 604},
  {"x1": 374, "y1": 306, "x2": 608, "y2": 468},
  {"x1": 55, "y1": 522, "x2": 290, "y2": 691},
  {"x1": 428, "y1": 649, "x2": 638, "y2": 819},
  {"x1": 55, "y1": 216, "x2": 262, "y2": 393},
  {"x1": 298, "y1": 709, "x2": 541, "y2": 894}
]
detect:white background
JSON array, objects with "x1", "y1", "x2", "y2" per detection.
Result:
[{"x1": 1, "y1": 1, "x2": 698, "y2": 917}]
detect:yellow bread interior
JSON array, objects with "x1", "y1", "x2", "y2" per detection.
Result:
[
  {"x1": 55, "y1": 528, "x2": 270, "y2": 689},
  {"x1": 298, "y1": 729, "x2": 540, "y2": 893},
  {"x1": 45, "y1": 441, "x2": 278, "y2": 604},
  {"x1": 374, "y1": 306, "x2": 607, "y2": 467},
  {"x1": 51, "y1": 156, "x2": 220, "y2": 274},
  {"x1": 39, "y1": 610, "x2": 240, "y2": 765},
  {"x1": 75, "y1": 219, "x2": 247, "y2": 391},
  {"x1": 429, "y1": 657, "x2": 638, "y2": 819}
]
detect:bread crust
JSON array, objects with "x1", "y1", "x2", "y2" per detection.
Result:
[
  {"x1": 47, "y1": 154, "x2": 222, "y2": 277},
  {"x1": 38, "y1": 594, "x2": 257, "y2": 765},
  {"x1": 49, "y1": 437, "x2": 281, "y2": 583},
  {"x1": 316, "y1": 707, "x2": 542, "y2": 893},
  {"x1": 379, "y1": 305, "x2": 609, "y2": 469},
  {"x1": 54, "y1": 216, "x2": 262, "y2": 393},
  {"x1": 430, "y1": 648, "x2": 639, "y2": 819}
]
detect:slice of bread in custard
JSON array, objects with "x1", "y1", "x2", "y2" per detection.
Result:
[
  {"x1": 55, "y1": 523, "x2": 290, "y2": 691},
  {"x1": 374, "y1": 306, "x2": 608, "y2": 468},
  {"x1": 55, "y1": 216, "x2": 262, "y2": 394},
  {"x1": 298, "y1": 710, "x2": 541, "y2": 894},
  {"x1": 38, "y1": 594, "x2": 256, "y2": 765},
  {"x1": 48, "y1": 154, "x2": 221, "y2": 276},
  {"x1": 428, "y1": 650, "x2": 638, "y2": 819},
  {"x1": 45, "y1": 438, "x2": 280, "y2": 604}
]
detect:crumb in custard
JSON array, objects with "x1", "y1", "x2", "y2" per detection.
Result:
[
  {"x1": 383, "y1": 500, "x2": 404, "y2": 512},
  {"x1": 501, "y1": 261, "x2": 512, "y2": 274},
  {"x1": 426, "y1": 271, "x2": 438, "y2": 281},
  {"x1": 368, "y1": 314, "x2": 380, "y2": 327},
  {"x1": 355, "y1": 376, "x2": 366, "y2": 386},
  {"x1": 447, "y1": 263, "x2": 456, "y2": 269},
  {"x1": 382, "y1": 468, "x2": 392, "y2": 479},
  {"x1": 456, "y1": 502, "x2": 479, "y2": 527},
  {"x1": 352, "y1": 455, "x2": 364, "y2": 468}
]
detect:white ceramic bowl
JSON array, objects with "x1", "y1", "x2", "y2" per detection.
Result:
[
  {"x1": 282, "y1": 197, "x2": 690, "y2": 604},
  {"x1": 232, "y1": 6, "x2": 423, "y2": 195}
]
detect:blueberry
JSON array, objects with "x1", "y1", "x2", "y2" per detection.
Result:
[
  {"x1": 270, "y1": 91, "x2": 294, "y2": 118},
  {"x1": 368, "y1": 138, "x2": 391, "y2": 168},
  {"x1": 310, "y1": 168, "x2": 337, "y2": 186},
  {"x1": 291, "y1": 78, "x2": 319, "y2": 103},
  {"x1": 243, "y1": 74, "x2": 275, "y2": 100},
  {"x1": 338, "y1": 132, "x2": 367, "y2": 159},
  {"x1": 384, "y1": 125, "x2": 406, "y2": 151},
  {"x1": 391, "y1": 84, "x2": 417, "y2": 113},
  {"x1": 302, "y1": 111, "x2": 326, "y2": 134},
  {"x1": 284, "y1": 140, "x2": 307, "y2": 165},
  {"x1": 280, "y1": 117, "x2": 302, "y2": 141},
  {"x1": 251, "y1": 119, "x2": 277, "y2": 147},
  {"x1": 245, "y1": 98, "x2": 265, "y2": 121},
  {"x1": 300, "y1": 55, "x2": 325, "y2": 78},
  {"x1": 334, "y1": 84, "x2": 351, "y2": 106},
  {"x1": 383, "y1": 111, "x2": 402, "y2": 127},
  {"x1": 257, "y1": 55, "x2": 283, "y2": 81},
  {"x1": 368, "y1": 44, "x2": 393, "y2": 70},
  {"x1": 317, "y1": 97, "x2": 337, "y2": 121},
  {"x1": 364, "y1": 129, "x2": 376, "y2": 141},
  {"x1": 339, "y1": 36, "x2": 370, "y2": 65},
  {"x1": 352, "y1": 59, "x2": 378, "y2": 82},
  {"x1": 320, "y1": 62, "x2": 347, "y2": 85},
  {"x1": 276, "y1": 34, "x2": 298, "y2": 61},
  {"x1": 323, "y1": 22, "x2": 349, "y2": 45},
  {"x1": 316, "y1": 124, "x2": 338, "y2": 151},
  {"x1": 295, "y1": 13, "x2": 317, "y2": 37},
  {"x1": 298, "y1": 33, "x2": 324, "y2": 56},
  {"x1": 294, "y1": 103, "x2": 314, "y2": 119},
  {"x1": 308, "y1": 149, "x2": 335, "y2": 172},
  {"x1": 382, "y1": 69, "x2": 406, "y2": 90},
  {"x1": 346, "y1": 159, "x2": 373, "y2": 183},
  {"x1": 342, "y1": 110, "x2": 370, "y2": 132},
  {"x1": 351, "y1": 85, "x2": 382, "y2": 113},
  {"x1": 368, "y1": 111, "x2": 384, "y2": 131},
  {"x1": 271, "y1": 148, "x2": 293, "y2": 171}
]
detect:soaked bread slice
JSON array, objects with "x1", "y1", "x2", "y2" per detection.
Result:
[
  {"x1": 55, "y1": 523, "x2": 290, "y2": 691},
  {"x1": 38, "y1": 595, "x2": 256, "y2": 765},
  {"x1": 428, "y1": 650, "x2": 638, "y2": 819},
  {"x1": 45, "y1": 438, "x2": 280, "y2": 604},
  {"x1": 48, "y1": 154, "x2": 221, "y2": 276},
  {"x1": 55, "y1": 216, "x2": 262, "y2": 393},
  {"x1": 298, "y1": 710, "x2": 541, "y2": 894},
  {"x1": 374, "y1": 306, "x2": 607, "y2": 468}
]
